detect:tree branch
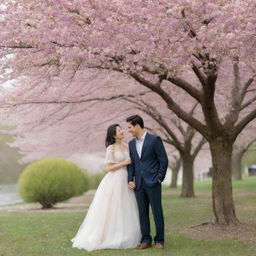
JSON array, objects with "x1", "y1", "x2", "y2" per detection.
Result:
[
  {"x1": 171, "y1": 118, "x2": 186, "y2": 137},
  {"x1": 234, "y1": 109, "x2": 256, "y2": 139},
  {"x1": 0, "y1": 93, "x2": 146, "y2": 107},
  {"x1": 192, "y1": 136, "x2": 206, "y2": 158},
  {"x1": 191, "y1": 62, "x2": 207, "y2": 87},
  {"x1": 201, "y1": 73, "x2": 223, "y2": 135},
  {"x1": 166, "y1": 76, "x2": 202, "y2": 103},
  {"x1": 240, "y1": 95, "x2": 256, "y2": 110},
  {"x1": 224, "y1": 61, "x2": 242, "y2": 128},
  {"x1": 240, "y1": 77, "x2": 254, "y2": 100},
  {"x1": 162, "y1": 137, "x2": 176, "y2": 147},
  {"x1": 0, "y1": 44, "x2": 34, "y2": 49},
  {"x1": 130, "y1": 72, "x2": 207, "y2": 137},
  {"x1": 185, "y1": 125, "x2": 196, "y2": 144},
  {"x1": 141, "y1": 65, "x2": 202, "y2": 102}
]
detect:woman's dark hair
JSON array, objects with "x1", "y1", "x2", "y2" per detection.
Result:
[
  {"x1": 105, "y1": 124, "x2": 120, "y2": 147},
  {"x1": 126, "y1": 115, "x2": 144, "y2": 128}
]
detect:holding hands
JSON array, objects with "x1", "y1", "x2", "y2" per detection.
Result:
[
  {"x1": 124, "y1": 158, "x2": 136, "y2": 190},
  {"x1": 128, "y1": 181, "x2": 136, "y2": 190}
]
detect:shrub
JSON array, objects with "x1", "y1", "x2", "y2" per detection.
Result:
[
  {"x1": 88, "y1": 172, "x2": 106, "y2": 189},
  {"x1": 19, "y1": 158, "x2": 90, "y2": 208}
]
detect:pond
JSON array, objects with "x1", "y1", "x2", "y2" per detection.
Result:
[{"x1": 0, "y1": 184, "x2": 23, "y2": 206}]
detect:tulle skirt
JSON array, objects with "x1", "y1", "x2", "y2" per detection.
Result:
[{"x1": 71, "y1": 168, "x2": 141, "y2": 251}]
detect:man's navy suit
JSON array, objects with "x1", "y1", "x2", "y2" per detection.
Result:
[{"x1": 128, "y1": 133, "x2": 168, "y2": 245}]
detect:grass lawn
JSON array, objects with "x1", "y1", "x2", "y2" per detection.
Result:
[{"x1": 0, "y1": 177, "x2": 256, "y2": 256}]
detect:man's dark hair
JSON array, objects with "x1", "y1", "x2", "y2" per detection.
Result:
[{"x1": 126, "y1": 115, "x2": 144, "y2": 128}]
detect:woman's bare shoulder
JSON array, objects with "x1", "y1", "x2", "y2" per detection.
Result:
[{"x1": 106, "y1": 145, "x2": 115, "y2": 151}]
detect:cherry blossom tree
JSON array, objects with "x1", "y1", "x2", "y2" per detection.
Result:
[{"x1": 0, "y1": 0, "x2": 255, "y2": 224}]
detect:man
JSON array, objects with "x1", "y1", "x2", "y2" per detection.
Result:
[{"x1": 126, "y1": 115, "x2": 168, "y2": 249}]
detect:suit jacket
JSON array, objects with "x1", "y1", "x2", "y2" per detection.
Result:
[{"x1": 127, "y1": 133, "x2": 168, "y2": 189}]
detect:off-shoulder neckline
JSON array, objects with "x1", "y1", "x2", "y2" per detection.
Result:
[{"x1": 107, "y1": 143, "x2": 128, "y2": 151}]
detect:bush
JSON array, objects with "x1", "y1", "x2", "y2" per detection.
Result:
[
  {"x1": 19, "y1": 158, "x2": 90, "y2": 209},
  {"x1": 88, "y1": 172, "x2": 106, "y2": 189}
]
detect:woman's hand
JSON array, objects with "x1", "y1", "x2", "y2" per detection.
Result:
[{"x1": 122, "y1": 158, "x2": 131, "y2": 166}]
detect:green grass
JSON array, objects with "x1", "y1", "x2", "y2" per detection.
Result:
[{"x1": 1, "y1": 177, "x2": 256, "y2": 256}]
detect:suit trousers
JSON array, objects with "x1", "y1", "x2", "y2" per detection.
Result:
[{"x1": 134, "y1": 178, "x2": 164, "y2": 244}]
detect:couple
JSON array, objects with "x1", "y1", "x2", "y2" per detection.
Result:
[{"x1": 71, "y1": 115, "x2": 169, "y2": 251}]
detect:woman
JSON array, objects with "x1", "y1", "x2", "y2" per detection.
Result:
[{"x1": 71, "y1": 124, "x2": 141, "y2": 251}]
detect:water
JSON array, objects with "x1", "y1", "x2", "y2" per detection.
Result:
[{"x1": 0, "y1": 184, "x2": 23, "y2": 206}]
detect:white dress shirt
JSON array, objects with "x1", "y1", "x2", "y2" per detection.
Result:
[{"x1": 135, "y1": 132, "x2": 147, "y2": 158}]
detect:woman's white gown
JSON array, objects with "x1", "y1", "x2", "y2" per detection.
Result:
[{"x1": 71, "y1": 146, "x2": 141, "y2": 251}]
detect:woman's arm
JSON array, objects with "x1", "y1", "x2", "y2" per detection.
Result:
[{"x1": 105, "y1": 158, "x2": 131, "y2": 172}]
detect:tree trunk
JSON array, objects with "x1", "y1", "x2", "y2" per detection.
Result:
[
  {"x1": 210, "y1": 139, "x2": 239, "y2": 225},
  {"x1": 170, "y1": 166, "x2": 179, "y2": 188},
  {"x1": 180, "y1": 153, "x2": 195, "y2": 197},
  {"x1": 41, "y1": 204, "x2": 54, "y2": 209},
  {"x1": 232, "y1": 151, "x2": 243, "y2": 180},
  {"x1": 170, "y1": 159, "x2": 181, "y2": 188}
]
